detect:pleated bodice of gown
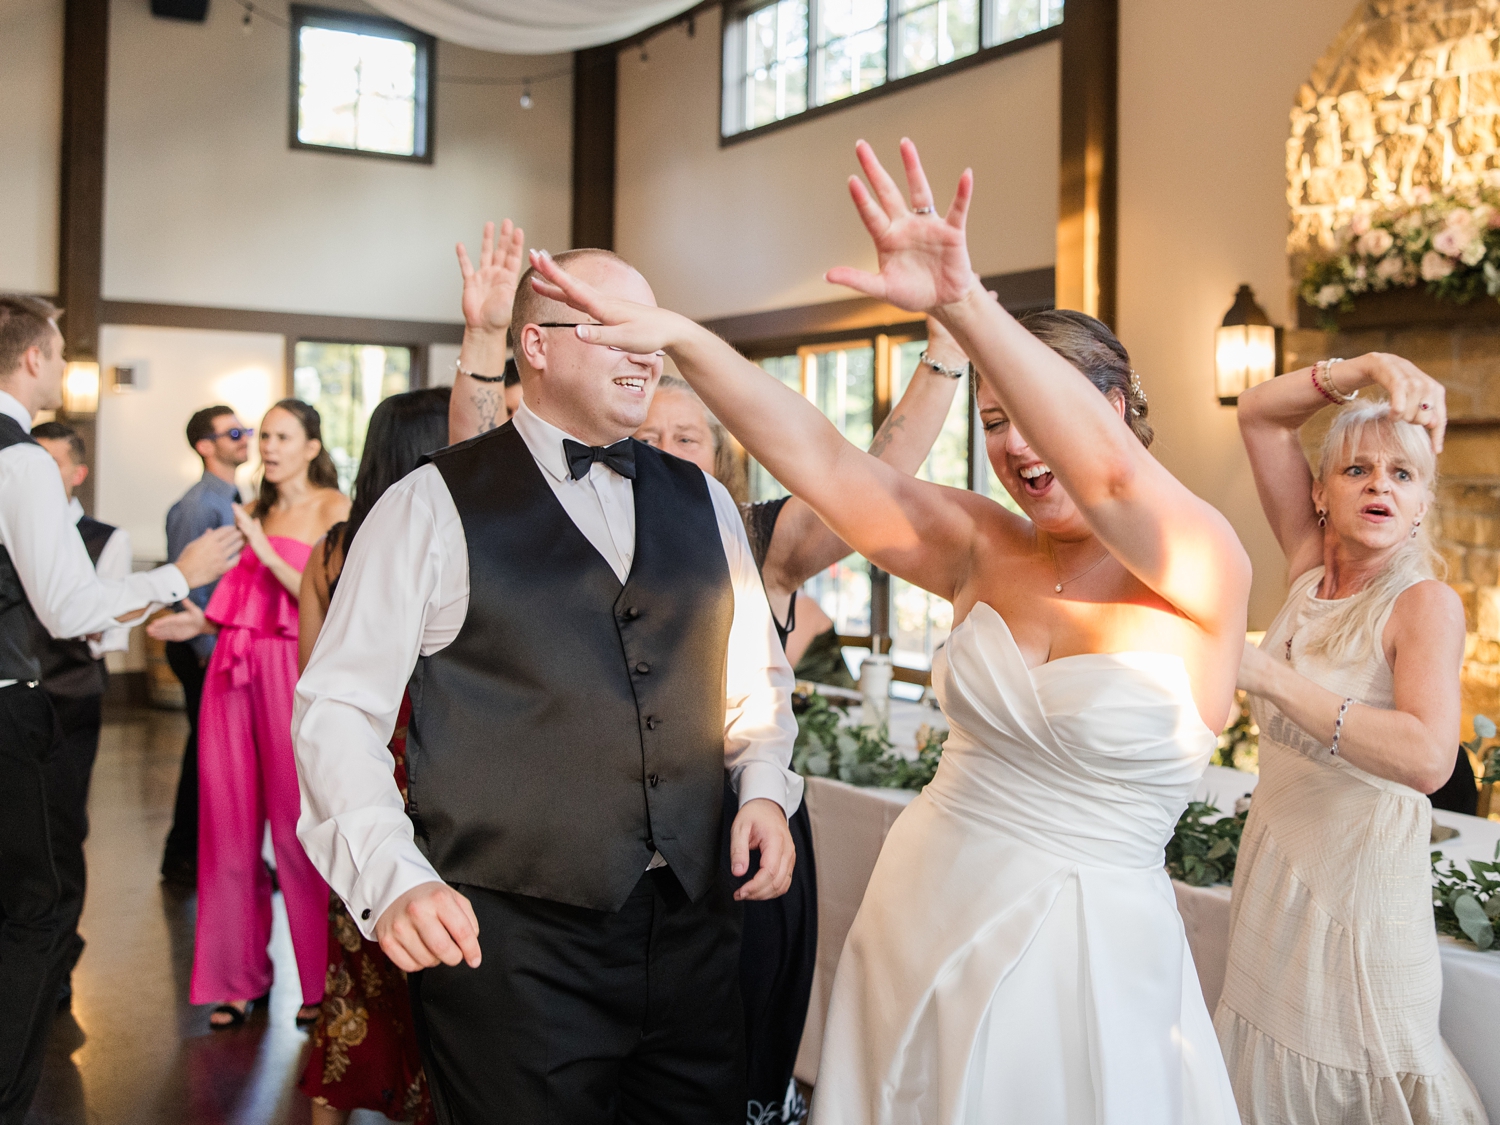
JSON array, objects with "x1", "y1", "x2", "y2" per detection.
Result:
[
  {"x1": 1214, "y1": 567, "x2": 1488, "y2": 1124},
  {"x1": 808, "y1": 601, "x2": 1239, "y2": 1125}
]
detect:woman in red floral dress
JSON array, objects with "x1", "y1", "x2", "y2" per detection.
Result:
[{"x1": 295, "y1": 389, "x2": 451, "y2": 1125}]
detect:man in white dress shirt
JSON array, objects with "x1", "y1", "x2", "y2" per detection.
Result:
[
  {"x1": 27, "y1": 421, "x2": 133, "y2": 1010},
  {"x1": 0, "y1": 296, "x2": 242, "y2": 1125},
  {"x1": 294, "y1": 251, "x2": 801, "y2": 1124}
]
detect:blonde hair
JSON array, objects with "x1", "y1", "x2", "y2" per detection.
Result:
[
  {"x1": 1303, "y1": 400, "x2": 1443, "y2": 662},
  {"x1": 654, "y1": 375, "x2": 749, "y2": 502}
]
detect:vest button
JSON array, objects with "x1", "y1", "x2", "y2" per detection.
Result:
[
  {"x1": 649, "y1": 774, "x2": 660, "y2": 787},
  {"x1": 646, "y1": 716, "x2": 659, "y2": 730},
  {"x1": 622, "y1": 606, "x2": 639, "y2": 620},
  {"x1": 635, "y1": 661, "x2": 651, "y2": 674}
]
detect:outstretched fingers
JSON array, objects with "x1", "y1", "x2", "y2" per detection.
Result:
[
  {"x1": 946, "y1": 168, "x2": 974, "y2": 231},
  {"x1": 848, "y1": 175, "x2": 891, "y2": 239},
  {"x1": 456, "y1": 240, "x2": 475, "y2": 281},
  {"x1": 825, "y1": 265, "x2": 887, "y2": 299},
  {"x1": 899, "y1": 137, "x2": 936, "y2": 212},
  {"x1": 528, "y1": 249, "x2": 604, "y2": 317},
  {"x1": 855, "y1": 139, "x2": 910, "y2": 219}
]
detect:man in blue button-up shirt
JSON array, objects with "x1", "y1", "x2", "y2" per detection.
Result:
[{"x1": 159, "y1": 406, "x2": 251, "y2": 887}]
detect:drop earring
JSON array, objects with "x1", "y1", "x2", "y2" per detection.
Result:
[
  {"x1": 1317, "y1": 511, "x2": 1327, "y2": 528},
  {"x1": 1411, "y1": 518, "x2": 1422, "y2": 539}
]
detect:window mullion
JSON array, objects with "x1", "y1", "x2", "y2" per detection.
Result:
[
  {"x1": 807, "y1": 0, "x2": 820, "y2": 107},
  {"x1": 887, "y1": 0, "x2": 898, "y2": 83}
]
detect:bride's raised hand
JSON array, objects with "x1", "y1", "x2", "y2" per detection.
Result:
[
  {"x1": 825, "y1": 138, "x2": 979, "y2": 313},
  {"x1": 527, "y1": 249, "x2": 685, "y2": 357}
]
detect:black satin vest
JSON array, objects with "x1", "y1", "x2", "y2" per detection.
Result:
[
  {"x1": 0, "y1": 414, "x2": 42, "y2": 682},
  {"x1": 26, "y1": 514, "x2": 116, "y2": 698},
  {"x1": 408, "y1": 422, "x2": 735, "y2": 912}
]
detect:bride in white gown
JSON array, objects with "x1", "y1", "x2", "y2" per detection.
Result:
[{"x1": 526, "y1": 139, "x2": 1250, "y2": 1124}]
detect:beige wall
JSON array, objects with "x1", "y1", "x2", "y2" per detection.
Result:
[
  {"x1": 0, "y1": 0, "x2": 62, "y2": 295},
  {"x1": 96, "y1": 324, "x2": 284, "y2": 560},
  {"x1": 1118, "y1": 0, "x2": 1356, "y2": 628},
  {"x1": 102, "y1": 0, "x2": 572, "y2": 322},
  {"x1": 615, "y1": 9, "x2": 1060, "y2": 321}
]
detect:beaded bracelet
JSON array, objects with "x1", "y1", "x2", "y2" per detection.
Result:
[
  {"x1": 1331, "y1": 697, "x2": 1354, "y2": 755},
  {"x1": 1311, "y1": 358, "x2": 1357, "y2": 405},
  {"x1": 919, "y1": 350, "x2": 970, "y2": 379}
]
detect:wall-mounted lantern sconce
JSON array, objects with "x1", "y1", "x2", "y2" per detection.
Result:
[
  {"x1": 1215, "y1": 285, "x2": 1282, "y2": 405},
  {"x1": 62, "y1": 361, "x2": 101, "y2": 416}
]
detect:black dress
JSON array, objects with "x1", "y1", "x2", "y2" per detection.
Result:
[{"x1": 726, "y1": 497, "x2": 818, "y2": 1125}]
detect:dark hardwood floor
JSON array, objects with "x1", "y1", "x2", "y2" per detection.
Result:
[{"x1": 24, "y1": 705, "x2": 394, "y2": 1125}]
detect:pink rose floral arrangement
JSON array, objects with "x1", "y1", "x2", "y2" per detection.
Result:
[{"x1": 1300, "y1": 176, "x2": 1500, "y2": 320}]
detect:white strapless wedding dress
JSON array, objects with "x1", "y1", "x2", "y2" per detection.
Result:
[{"x1": 808, "y1": 602, "x2": 1239, "y2": 1124}]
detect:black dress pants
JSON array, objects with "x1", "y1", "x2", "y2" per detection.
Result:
[
  {"x1": 42, "y1": 690, "x2": 104, "y2": 986},
  {"x1": 161, "y1": 641, "x2": 205, "y2": 878},
  {"x1": 410, "y1": 868, "x2": 745, "y2": 1125},
  {"x1": 0, "y1": 683, "x2": 65, "y2": 1125}
]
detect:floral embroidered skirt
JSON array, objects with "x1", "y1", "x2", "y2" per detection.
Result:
[{"x1": 297, "y1": 892, "x2": 435, "y2": 1123}]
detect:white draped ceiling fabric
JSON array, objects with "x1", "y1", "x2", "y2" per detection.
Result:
[{"x1": 363, "y1": 0, "x2": 701, "y2": 54}]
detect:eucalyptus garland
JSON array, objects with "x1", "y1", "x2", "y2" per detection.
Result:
[
  {"x1": 792, "y1": 692, "x2": 947, "y2": 791},
  {"x1": 1165, "y1": 801, "x2": 1249, "y2": 887},
  {"x1": 1433, "y1": 842, "x2": 1500, "y2": 952}
]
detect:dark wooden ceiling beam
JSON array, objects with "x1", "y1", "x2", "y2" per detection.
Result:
[
  {"x1": 58, "y1": 0, "x2": 110, "y2": 361},
  {"x1": 1056, "y1": 0, "x2": 1118, "y2": 327}
]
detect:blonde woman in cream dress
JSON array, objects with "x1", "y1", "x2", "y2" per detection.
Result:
[
  {"x1": 527, "y1": 138, "x2": 1249, "y2": 1124},
  {"x1": 1219, "y1": 355, "x2": 1487, "y2": 1124}
]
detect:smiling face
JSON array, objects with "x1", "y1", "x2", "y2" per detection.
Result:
[
  {"x1": 977, "y1": 380, "x2": 1123, "y2": 538},
  {"x1": 1313, "y1": 427, "x2": 1431, "y2": 557},
  {"x1": 257, "y1": 405, "x2": 320, "y2": 486},
  {"x1": 515, "y1": 253, "x2": 664, "y2": 445},
  {"x1": 635, "y1": 388, "x2": 717, "y2": 476}
]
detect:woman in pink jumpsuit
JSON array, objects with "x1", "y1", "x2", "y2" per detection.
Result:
[{"x1": 156, "y1": 398, "x2": 349, "y2": 1028}]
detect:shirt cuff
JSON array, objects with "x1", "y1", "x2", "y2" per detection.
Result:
[
  {"x1": 735, "y1": 759, "x2": 805, "y2": 818},
  {"x1": 345, "y1": 836, "x2": 446, "y2": 941},
  {"x1": 143, "y1": 563, "x2": 190, "y2": 606}
]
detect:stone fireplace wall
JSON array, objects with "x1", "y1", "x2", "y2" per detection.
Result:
[{"x1": 1284, "y1": 322, "x2": 1500, "y2": 725}]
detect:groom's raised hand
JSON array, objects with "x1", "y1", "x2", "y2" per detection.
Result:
[
  {"x1": 375, "y1": 881, "x2": 482, "y2": 972},
  {"x1": 730, "y1": 797, "x2": 796, "y2": 901}
]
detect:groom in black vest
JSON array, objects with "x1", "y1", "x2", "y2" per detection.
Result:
[{"x1": 293, "y1": 249, "x2": 802, "y2": 1125}]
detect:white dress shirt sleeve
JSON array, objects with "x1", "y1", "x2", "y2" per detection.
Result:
[
  {"x1": 706, "y1": 476, "x2": 804, "y2": 818},
  {"x1": 293, "y1": 465, "x2": 469, "y2": 940},
  {"x1": 88, "y1": 527, "x2": 135, "y2": 659},
  {"x1": 0, "y1": 445, "x2": 188, "y2": 642}
]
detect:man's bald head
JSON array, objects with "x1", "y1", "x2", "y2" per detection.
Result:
[{"x1": 511, "y1": 249, "x2": 644, "y2": 361}]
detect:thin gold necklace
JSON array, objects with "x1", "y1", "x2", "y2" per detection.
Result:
[{"x1": 1046, "y1": 538, "x2": 1112, "y2": 593}]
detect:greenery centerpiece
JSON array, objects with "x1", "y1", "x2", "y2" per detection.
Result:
[{"x1": 791, "y1": 691, "x2": 946, "y2": 791}]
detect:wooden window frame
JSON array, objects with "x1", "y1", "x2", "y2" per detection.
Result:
[
  {"x1": 719, "y1": 0, "x2": 1062, "y2": 145},
  {"x1": 288, "y1": 4, "x2": 437, "y2": 165}
]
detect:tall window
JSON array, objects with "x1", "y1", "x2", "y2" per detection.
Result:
[
  {"x1": 292, "y1": 342, "x2": 412, "y2": 492},
  {"x1": 723, "y1": 0, "x2": 1061, "y2": 137},
  {"x1": 291, "y1": 6, "x2": 434, "y2": 162}
]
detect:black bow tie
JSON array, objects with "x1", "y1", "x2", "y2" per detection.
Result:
[{"x1": 563, "y1": 438, "x2": 636, "y2": 481}]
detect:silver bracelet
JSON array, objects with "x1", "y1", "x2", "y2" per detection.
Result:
[
  {"x1": 919, "y1": 350, "x2": 969, "y2": 379},
  {"x1": 1331, "y1": 697, "x2": 1355, "y2": 755}
]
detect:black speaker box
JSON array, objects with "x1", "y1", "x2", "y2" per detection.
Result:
[{"x1": 150, "y1": 0, "x2": 210, "y2": 21}]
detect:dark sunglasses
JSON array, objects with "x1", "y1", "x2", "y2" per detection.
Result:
[{"x1": 213, "y1": 427, "x2": 254, "y2": 441}]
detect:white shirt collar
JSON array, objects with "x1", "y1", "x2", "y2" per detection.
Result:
[
  {"x1": 68, "y1": 496, "x2": 85, "y2": 524},
  {"x1": 512, "y1": 401, "x2": 633, "y2": 485},
  {"x1": 0, "y1": 390, "x2": 33, "y2": 433}
]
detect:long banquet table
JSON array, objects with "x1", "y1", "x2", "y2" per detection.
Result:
[{"x1": 793, "y1": 765, "x2": 1500, "y2": 1118}]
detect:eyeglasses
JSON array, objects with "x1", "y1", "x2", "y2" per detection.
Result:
[
  {"x1": 532, "y1": 323, "x2": 665, "y2": 358},
  {"x1": 213, "y1": 427, "x2": 254, "y2": 441}
]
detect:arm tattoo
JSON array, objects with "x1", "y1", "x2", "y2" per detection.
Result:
[
  {"x1": 472, "y1": 387, "x2": 503, "y2": 434},
  {"x1": 868, "y1": 411, "x2": 907, "y2": 459}
]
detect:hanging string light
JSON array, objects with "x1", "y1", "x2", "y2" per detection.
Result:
[
  {"x1": 519, "y1": 81, "x2": 533, "y2": 109},
  {"x1": 241, "y1": 1, "x2": 253, "y2": 33}
]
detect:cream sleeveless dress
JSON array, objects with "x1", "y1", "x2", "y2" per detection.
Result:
[
  {"x1": 809, "y1": 601, "x2": 1240, "y2": 1124},
  {"x1": 1214, "y1": 567, "x2": 1487, "y2": 1124}
]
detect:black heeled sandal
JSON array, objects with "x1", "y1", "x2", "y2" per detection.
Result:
[
  {"x1": 295, "y1": 1003, "x2": 321, "y2": 1030},
  {"x1": 208, "y1": 991, "x2": 268, "y2": 1030}
]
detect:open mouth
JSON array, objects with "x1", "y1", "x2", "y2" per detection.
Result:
[
  {"x1": 1018, "y1": 462, "x2": 1054, "y2": 497},
  {"x1": 614, "y1": 375, "x2": 647, "y2": 394},
  {"x1": 1360, "y1": 503, "x2": 1393, "y2": 520}
]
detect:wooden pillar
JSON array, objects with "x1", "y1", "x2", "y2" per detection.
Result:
[
  {"x1": 58, "y1": 0, "x2": 110, "y2": 514},
  {"x1": 571, "y1": 46, "x2": 617, "y2": 250},
  {"x1": 1056, "y1": 0, "x2": 1118, "y2": 326}
]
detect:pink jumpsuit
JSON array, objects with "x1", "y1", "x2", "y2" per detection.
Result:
[{"x1": 190, "y1": 536, "x2": 328, "y2": 1006}]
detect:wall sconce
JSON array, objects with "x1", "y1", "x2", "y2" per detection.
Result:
[
  {"x1": 1215, "y1": 285, "x2": 1281, "y2": 405},
  {"x1": 62, "y1": 361, "x2": 101, "y2": 415}
]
